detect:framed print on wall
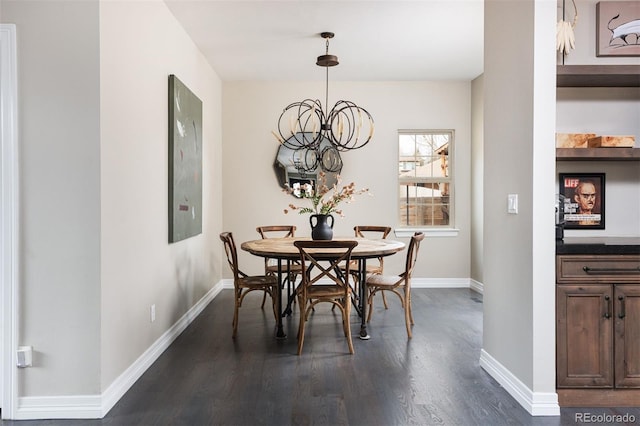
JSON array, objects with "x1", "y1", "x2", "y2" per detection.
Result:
[
  {"x1": 596, "y1": 1, "x2": 640, "y2": 57},
  {"x1": 168, "y1": 74, "x2": 203, "y2": 243},
  {"x1": 559, "y1": 173, "x2": 606, "y2": 230}
]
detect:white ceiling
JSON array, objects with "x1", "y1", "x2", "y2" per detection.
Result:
[{"x1": 163, "y1": 0, "x2": 484, "y2": 82}]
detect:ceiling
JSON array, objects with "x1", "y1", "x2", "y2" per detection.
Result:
[{"x1": 163, "y1": 0, "x2": 484, "y2": 82}]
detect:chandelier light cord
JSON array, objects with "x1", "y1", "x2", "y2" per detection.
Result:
[
  {"x1": 324, "y1": 35, "x2": 330, "y2": 119},
  {"x1": 325, "y1": 64, "x2": 329, "y2": 128}
]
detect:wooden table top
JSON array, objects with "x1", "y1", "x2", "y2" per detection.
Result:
[{"x1": 241, "y1": 237, "x2": 406, "y2": 259}]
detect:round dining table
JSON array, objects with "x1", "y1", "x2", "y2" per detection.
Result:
[{"x1": 241, "y1": 237, "x2": 406, "y2": 340}]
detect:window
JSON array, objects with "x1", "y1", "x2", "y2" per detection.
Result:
[{"x1": 398, "y1": 130, "x2": 453, "y2": 228}]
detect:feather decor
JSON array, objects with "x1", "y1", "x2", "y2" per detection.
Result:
[{"x1": 557, "y1": 0, "x2": 578, "y2": 55}]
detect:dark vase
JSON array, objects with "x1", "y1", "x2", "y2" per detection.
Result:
[{"x1": 310, "y1": 214, "x2": 334, "y2": 240}]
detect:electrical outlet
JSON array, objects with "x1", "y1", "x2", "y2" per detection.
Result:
[
  {"x1": 17, "y1": 346, "x2": 33, "y2": 368},
  {"x1": 150, "y1": 304, "x2": 156, "y2": 322}
]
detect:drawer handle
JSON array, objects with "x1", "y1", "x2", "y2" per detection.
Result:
[
  {"x1": 618, "y1": 296, "x2": 626, "y2": 319},
  {"x1": 583, "y1": 266, "x2": 640, "y2": 275},
  {"x1": 604, "y1": 295, "x2": 611, "y2": 319}
]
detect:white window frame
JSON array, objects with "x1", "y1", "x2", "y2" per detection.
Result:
[{"x1": 395, "y1": 129, "x2": 459, "y2": 238}]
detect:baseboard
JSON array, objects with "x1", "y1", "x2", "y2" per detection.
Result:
[
  {"x1": 479, "y1": 349, "x2": 560, "y2": 416},
  {"x1": 13, "y1": 281, "x2": 224, "y2": 420},
  {"x1": 411, "y1": 277, "x2": 470, "y2": 288},
  {"x1": 15, "y1": 395, "x2": 103, "y2": 420},
  {"x1": 557, "y1": 388, "x2": 640, "y2": 407},
  {"x1": 101, "y1": 281, "x2": 223, "y2": 416},
  {"x1": 11, "y1": 279, "x2": 485, "y2": 419},
  {"x1": 226, "y1": 277, "x2": 476, "y2": 290},
  {"x1": 469, "y1": 278, "x2": 483, "y2": 294},
  {"x1": 226, "y1": 277, "x2": 477, "y2": 290}
]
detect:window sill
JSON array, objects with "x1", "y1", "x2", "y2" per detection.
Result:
[{"x1": 394, "y1": 228, "x2": 460, "y2": 238}]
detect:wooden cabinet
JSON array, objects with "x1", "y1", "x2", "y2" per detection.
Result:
[
  {"x1": 557, "y1": 284, "x2": 613, "y2": 387},
  {"x1": 556, "y1": 254, "x2": 640, "y2": 405},
  {"x1": 615, "y1": 285, "x2": 640, "y2": 388},
  {"x1": 555, "y1": 64, "x2": 640, "y2": 405}
]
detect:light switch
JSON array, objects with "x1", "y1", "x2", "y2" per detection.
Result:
[{"x1": 507, "y1": 194, "x2": 518, "y2": 214}]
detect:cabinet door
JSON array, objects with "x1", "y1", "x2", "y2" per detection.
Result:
[
  {"x1": 557, "y1": 285, "x2": 613, "y2": 388},
  {"x1": 615, "y1": 285, "x2": 640, "y2": 388}
]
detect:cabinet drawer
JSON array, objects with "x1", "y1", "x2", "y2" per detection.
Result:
[{"x1": 557, "y1": 255, "x2": 640, "y2": 284}]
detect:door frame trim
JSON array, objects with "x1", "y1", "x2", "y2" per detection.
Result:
[{"x1": 1, "y1": 23, "x2": 19, "y2": 420}]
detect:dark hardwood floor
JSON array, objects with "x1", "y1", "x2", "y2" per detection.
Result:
[{"x1": 3, "y1": 288, "x2": 639, "y2": 425}]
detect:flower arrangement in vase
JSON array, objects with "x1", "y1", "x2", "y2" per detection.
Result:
[{"x1": 283, "y1": 172, "x2": 371, "y2": 239}]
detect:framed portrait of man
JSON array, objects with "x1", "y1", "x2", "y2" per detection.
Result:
[{"x1": 559, "y1": 173, "x2": 606, "y2": 230}]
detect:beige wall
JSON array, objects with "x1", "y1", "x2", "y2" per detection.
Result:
[
  {"x1": 2, "y1": 0, "x2": 102, "y2": 396},
  {"x1": 222, "y1": 81, "x2": 472, "y2": 280},
  {"x1": 482, "y1": 0, "x2": 556, "y2": 400},
  {"x1": 99, "y1": 0, "x2": 223, "y2": 391},
  {"x1": 1, "y1": 0, "x2": 223, "y2": 402}
]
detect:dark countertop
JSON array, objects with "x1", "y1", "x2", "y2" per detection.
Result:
[{"x1": 557, "y1": 237, "x2": 640, "y2": 255}]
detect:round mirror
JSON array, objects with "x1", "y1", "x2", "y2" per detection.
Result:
[{"x1": 274, "y1": 132, "x2": 343, "y2": 193}]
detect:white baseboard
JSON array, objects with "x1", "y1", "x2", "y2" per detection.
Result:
[
  {"x1": 100, "y1": 281, "x2": 223, "y2": 416},
  {"x1": 11, "y1": 278, "x2": 489, "y2": 420},
  {"x1": 226, "y1": 277, "x2": 479, "y2": 291},
  {"x1": 13, "y1": 281, "x2": 224, "y2": 420},
  {"x1": 227, "y1": 278, "x2": 474, "y2": 290},
  {"x1": 16, "y1": 395, "x2": 102, "y2": 420},
  {"x1": 479, "y1": 349, "x2": 559, "y2": 416},
  {"x1": 470, "y1": 278, "x2": 483, "y2": 294},
  {"x1": 411, "y1": 277, "x2": 470, "y2": 288}
]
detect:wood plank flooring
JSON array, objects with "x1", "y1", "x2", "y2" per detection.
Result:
[{"x1": 3, "y1": 288, "x2": 640, "y2": 425}]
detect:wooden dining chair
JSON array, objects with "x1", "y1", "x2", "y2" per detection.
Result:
[
  {"x1": 256, "y1": 225, "x2": 297, "y2": 239},
  {"x1": 294, "y1": 240, "x2": 358, "y2": 355},
  {"x1": 346, "y1": 226, "x2": 393, "y2": 308},
  {"x1": 256, "y1": 225, "x2": 303, "y2": 311},
  {"x1": 365, "y1": 232, "x2": 424, "y2": 338},
  {"x1": 220, "y1": 232, "x2": 278, "y2": 339}
]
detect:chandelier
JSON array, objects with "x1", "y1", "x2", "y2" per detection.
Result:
[{"x1": 272, "y1": 32, "x2": 375, "y2": 154}]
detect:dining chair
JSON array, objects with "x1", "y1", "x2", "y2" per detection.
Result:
[
  {"x1": 365, "y1": 232, "x2": 424, "y2": 338},
  {"x1": 220, "y1": 232, "x2": 278, "y2": 339},
  {"x1": 346, "y1": 226, "x2": 393, "y2": 308},
  {"x1": 256, "y1": 225, "x2": 303, "y2": 311},
  {"x1": 294, "y1": 240, "x2": 358, "y2": 355}
]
